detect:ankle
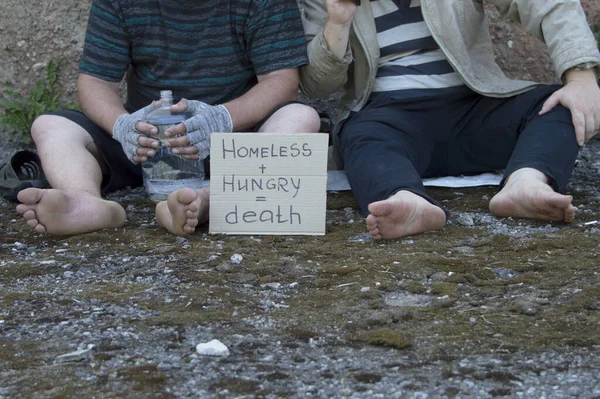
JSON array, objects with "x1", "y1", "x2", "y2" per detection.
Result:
[{"x1": 504, "y1": 168, "x2": 549, "y2": 187}]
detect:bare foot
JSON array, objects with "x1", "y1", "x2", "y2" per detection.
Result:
[
  {"x1": 489, "y1": 168, "x2": 575, "y2": 223},
  {"x1": 366, "y1": 190, "x2": 446, "y2": 240},
  {"x1": 16, "y1": 188, "x2": 126, "y2": 235},
  {"x1": 155, "y1": 187, "x2": 209, "y2": 236}
]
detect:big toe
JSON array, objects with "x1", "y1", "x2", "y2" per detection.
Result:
[
  {"x1": 173, "y1": 188, "x2": 198, "y2": 207},
  {"x1": 367, "y1": 201, "x2": 393, "y2": 217},
  {"x1": 548, "y1": 194, "x2": 572, "y2": 209},
  {"x1": 17, "y1": 187, "x2": 45, "y2": 205}
]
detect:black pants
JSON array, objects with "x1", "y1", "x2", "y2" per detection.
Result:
[{"x1": 340, "y1": 85, "x2": 579, "y2": 215}]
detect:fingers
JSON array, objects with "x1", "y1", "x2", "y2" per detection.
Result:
[
  {"x1": 539, "y1": 92, "x2": 560, "y2": 115},
  {"x1": 165, "y1": 135, "x2": 191, "y2": 148},
  {"x1": 134, "y1": 121, "x2": 158, "y2": 135},
  {"x1": 138, "y1": 135, "x2": 160, "y2": 149},
  {"x1": 571, "y1": 109, "x2": 586, "y2": 146},
  {"x1": 171, "y1": 145, "x2": 199, "y2": 156},
  {"x1": 164, "y1": 122, "x2": 188, "y2": 138},
  {"x1": 170, "y1": 99, "x2": 189, "y2": 113}
]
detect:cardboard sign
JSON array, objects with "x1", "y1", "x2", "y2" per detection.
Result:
[{"x1": 209, "y1": 133, "x2": 329, "y2": 235}]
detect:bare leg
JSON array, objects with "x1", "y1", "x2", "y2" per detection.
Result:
[
  {"x1": 489, "y1": 167, "x2": 575, "y2": 223},
  {"x1": 155, "y1": 187, "x2": 209, "y2": 236},
  {"x1": 257, "y1": 103, "x2": 321, "y2": 133},
  {"x1": 15, "y1": 115, "x2": 126, "y2": 235},
  {"x1": 366, "y1": 190, "x2": 446, "y2": 240}
]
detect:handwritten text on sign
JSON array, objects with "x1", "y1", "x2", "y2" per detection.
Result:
[{"x1": 209, "y1": 133, "x2": 329, "y2": 235}]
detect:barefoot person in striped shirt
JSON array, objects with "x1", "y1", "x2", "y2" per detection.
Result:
[{"x1": 300, "y1": 0, "x2": 600, "y2": 239}]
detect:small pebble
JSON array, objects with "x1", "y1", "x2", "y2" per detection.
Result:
[
  {"x1": 230, "y1": 254, "x2": 243, "y2": 265},
  {"x1": 196, "y1": 339, "x2": 230, "y2": 357}
]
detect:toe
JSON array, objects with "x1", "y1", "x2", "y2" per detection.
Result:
[
  {"x1": 187, "y1": 218, "x2": 199, "y2": 228},
  {"x1": 17, "y1": 187, "x2": 44, "y2": 205},
  {"x1": 23, "y1": 210, "x2": 37, "y2": 221}
]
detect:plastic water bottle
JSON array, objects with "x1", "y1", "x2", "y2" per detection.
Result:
[{"x1": 142, "y1": 90, "x2": 205, "y2": 202}]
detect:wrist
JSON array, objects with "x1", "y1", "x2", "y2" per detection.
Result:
[
  {"x1": 217, "y1": 104, "x2": 233, "y2": 132},
  {"x1": 563, "y1": 62, "x2": 599, "y2": 84},
  {"x1": 324, "y1": 22, "x2": 352, "y2": 61}
]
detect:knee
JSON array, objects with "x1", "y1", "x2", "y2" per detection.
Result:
[
  {"x1": 266, "y1": 103, "x2": 321, "y2": 133},
  {"x1": 30, "y1": 114, "x2": 77, "y2": 145},
  {"x1": 289, "y1": 104, "x2": 321, "y2": 133},
  {"x1": 30, "y1": 115, "x2": 54, "y2": 144}
]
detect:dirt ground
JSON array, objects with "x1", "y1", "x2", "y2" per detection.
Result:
[
  {"x1": 1, "y1": 1, "x2": 600, "y2": 396},
  {"x1": 1, "y1": 133, "x2": 600, "y2": 398}
]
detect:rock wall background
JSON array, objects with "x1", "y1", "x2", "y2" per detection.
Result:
[{"x1": 0, "y1": 0, "x2": 598, "y2": 108}]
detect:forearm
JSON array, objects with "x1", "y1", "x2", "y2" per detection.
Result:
[
  {"x1": 77, "y1": 74, "x2": 127, "y2": 135},
  {"x1": 324, "y1": 20, "x2": 352, "y2": 60},
  {"x1": 487, "y1": 0, "x2": 600, "y2": 79},
  {"x1": 223, "y1": 69, "x2": 299, "y2": 131},
  {"x1": 300, "y1": 29, "x2": 352, "y2": 98}
]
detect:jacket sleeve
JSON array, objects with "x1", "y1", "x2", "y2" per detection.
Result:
[
  {"x1": 298, "y1": 0, "x2": 353, "y2": 98},
  {"x1": 484, "y1": 0, "x2": 600, "y2": 79}
]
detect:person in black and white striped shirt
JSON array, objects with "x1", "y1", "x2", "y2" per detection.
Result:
[{"x1": 300, "y1": 0, "x2": 600, "y2": 239}]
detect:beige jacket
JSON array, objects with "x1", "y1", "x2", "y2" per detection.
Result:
[{"x1": 299, "y1": 0, "x2": 600, "y2": 125}]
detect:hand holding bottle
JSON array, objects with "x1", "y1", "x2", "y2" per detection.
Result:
[
  {"x1": 112, "y1": 104, "x2": 160, "y2": 163},
  {"x1": 163, "y1": 99, "x2": 233, "y2": 160}
]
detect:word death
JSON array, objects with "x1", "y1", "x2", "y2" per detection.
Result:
[{"x1": 225, "y1": 205, "x2": 301, "y2": 225}]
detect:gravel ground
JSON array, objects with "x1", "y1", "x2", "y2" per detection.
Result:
[{"x1": 1, "y1": 132, "x2": 599, "y2": 399}]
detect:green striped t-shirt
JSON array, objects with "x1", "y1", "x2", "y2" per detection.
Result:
[{"x1": 80, "y1": 0, "x2": 308, "y2": 111}]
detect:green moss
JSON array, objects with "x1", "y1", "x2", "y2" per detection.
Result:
[
  {"x1": 405, "y1": 281, "x2": 427, "y2": 294},
  {"x1": 209, "y1": 378, "x2": 260, "y2": 395},
  {"x1": 0, "y1": 339, "x2": 41, "y2": 370},
  {"x1": 78, "y1": 283, "x2": 150, "y2": 304},
  {"x1": 320, "y1": 266, "x2": 359, "y2": 276},
  {"x1": 353, "y1": 328, "x2": 412, "y2": 350},
  {"x1": 565, "y1": 287, "x2": 600, "y2": 311},
  {"x1": 430, "y1": 282, "x2": 458, "y2": 297},
  {"x1": 119, "y1": 363, "x2": 167, "y2": 389}
]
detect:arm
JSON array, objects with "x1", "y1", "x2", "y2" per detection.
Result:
[
  {"x1": 163, "y1": 68, "x2": 302, "y2": 159},
  {"x1": 540, "y1": 67, "x2": 600, "y2": 145},
  {"x1": 78, "y1": 73, "x2": 159, "y2": 162},
  {"x1": 77, "y1": 73, "x2": 128, "y2": 135},
  {"x1": 299, "y1": 0, "x2": 356, "y2": 98},
  {"x1": 224, "y1": 68, "x2": 300, "y2": 131},
  {"x1": 485, "y1": 0, "x2": 600, "y2": 144},
  {"x1": 166, "y1": 67, "x2": 300, "y2": 135},
  {"x1": 484, "y1": 0, "x2": 600, "y2": 78}
]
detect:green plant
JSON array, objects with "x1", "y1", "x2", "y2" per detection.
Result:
[{"x1": 0, "y1": 60, "x2": 77, "y2": 139}]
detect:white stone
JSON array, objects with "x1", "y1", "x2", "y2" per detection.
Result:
[
  {"x1": 195, "y1": 339, "x2": 230, "y2": 357},
  {"x1": 32, "y1": 62, "x2": 46, "y2": 71},
  {"x1": 54, "y1": 348, "x2": 92, "y2": 364},
  {"x1": 230, "y1": 254, "x2": 243, "y2": 265}
]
